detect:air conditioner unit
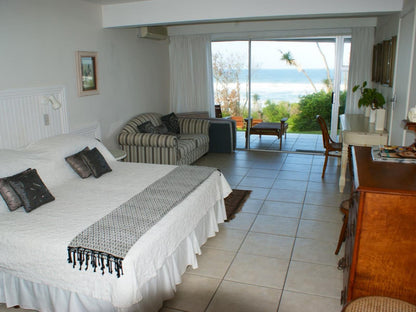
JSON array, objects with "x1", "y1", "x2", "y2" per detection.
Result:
[{"x1": 139, "y1": 26, "x2": 168, "y2": 40}]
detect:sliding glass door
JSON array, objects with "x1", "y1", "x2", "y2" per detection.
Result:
[{"x1": 212, "y1": 37, "x2": 350, "y2": 151}]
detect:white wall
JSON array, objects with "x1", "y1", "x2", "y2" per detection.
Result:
[
  {"x1": 0, "y1": 0, "x2": 170, "y2": 149},
  {"x1": 102, "y1": 0, "x2": 402, "y2": 28},
  {"x1": 374, "y1": 14, "x2": 400, "y2": 139},
  {"x1": 389, "y1": 0, "x2": 416, "y2": 145}
]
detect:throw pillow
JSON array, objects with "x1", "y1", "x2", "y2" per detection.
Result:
[
  {"x1": 161, "y1": 113, "x2": 180, "y2": 134},
  {"x1": 80, "y1": 147, "x2": 112, "y2": 178},
  {"x1": 7, "y1": 168, "x2": 55, "y2": 213},
  {"x1": 65, "y1": 147, "x2": 92, "y2": 178},
  {"x1": 137, "y1": 121, "x2": 157, "y2": 133},
  {"x1": 0, "y1": 171, "x2": 28, "y2": 211},
  {"x1": 138, "y1": 121, "x2": 171, "y2": 135},
  {"x1": 155, "y1": 123, "x2": 169, "y2": 134}
]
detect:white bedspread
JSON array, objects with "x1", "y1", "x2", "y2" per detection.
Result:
[{"x1": 0, "y1": 160, "x2": 231, "y2": 309}]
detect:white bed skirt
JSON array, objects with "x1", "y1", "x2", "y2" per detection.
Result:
[{"x1": 0, "y1": 199, "x2": 226, "y2": 312}]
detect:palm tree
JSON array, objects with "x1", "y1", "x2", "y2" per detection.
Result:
[
  {"x1": 280, "y1": 50, "x2": 317, "y2": 92},
  {"x1": 315, "y1": 42, "x2": 333, "y2": 91},
  {"x1": 252, "y1": 93, "x2": 260, "y2": 111}
]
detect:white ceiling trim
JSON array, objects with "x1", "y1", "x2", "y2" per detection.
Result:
[
  {"x1": 167, "y1": 17, "x2": 377, "y2": 39},
  {"x1": 101, "y1": 0, "x2": 402, "y2": 28}
]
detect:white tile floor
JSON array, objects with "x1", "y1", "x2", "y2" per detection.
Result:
[
  {"x1": 0, "y1": 149, "x2": 349, "y2": 312},
  {"x1": 162, "y1": 150, "x2": 350, "y2": 312}
]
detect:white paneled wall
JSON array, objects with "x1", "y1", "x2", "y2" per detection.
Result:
[{"x1": 0, "y1": 86, "x2": 69, "y2": 149}]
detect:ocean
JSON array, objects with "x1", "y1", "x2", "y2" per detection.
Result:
[{"x1": 214, "y1": 68, "x2": 336, "y2": 104}]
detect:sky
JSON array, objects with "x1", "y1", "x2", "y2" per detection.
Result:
[{"x1": 212, "y1": 40, "x2": 350, "y2": 70}]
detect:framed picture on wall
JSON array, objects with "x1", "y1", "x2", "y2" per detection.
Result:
[{"x1": 76, "y1": 51, "x2": 99, "y2": 96}]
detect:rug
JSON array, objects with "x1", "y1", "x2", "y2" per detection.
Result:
[{"x1": 224, "y1": 189, "x2": 252, "y2": 222}]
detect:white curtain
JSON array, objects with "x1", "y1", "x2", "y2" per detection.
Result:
[
  {"x1": 345, "y1": 27, "x2": 375, "y2": 114},
  {"x1": 169, "y1": 35, "x2": 215, "y2": 116}
]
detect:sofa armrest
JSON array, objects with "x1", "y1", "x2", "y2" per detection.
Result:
[
  {"x1": 118, "y1": 132, "x2": 178, "y2": 148},
  {"x1": 208, "y1": 121, "x2": 232, "y2": 153},
  {"x1": 179, "y1": 118, "x2": 210, "y2": 135}
]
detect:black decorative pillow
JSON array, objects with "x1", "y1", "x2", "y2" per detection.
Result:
[
  {"x1": 0, "y1": 178, "x2": 23, "y2": 211},
  {"x1": 0, "y1": 179, "x2": 21, "y2": 211},
  {"x1": 138, "y1": 122, "x2": 170, "y2": 135},
  {"x1": 161, "y1": 113, "x2": 180, "y2": 134},
  {"x1": 65, "y1": 147, "x2": 92, "y2": 178},
  {"x1": 0, "y1": 168, "x2": 32, "y2": 211},
  {"x1": 80, "y1": 147, "x2": 112, "y2": 178},
  {"x1": 155, "y1": 123, "x2": 169, "y2": 134},
  {"x1": 7, "y1": 169, "x2": 55, "y2": 213},
  {"x1": 137, "y1": 121, "x2": 157, "y2": 133}
]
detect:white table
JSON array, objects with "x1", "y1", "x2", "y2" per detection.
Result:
[{"x1": 338, "y1": 114, "x2": 388, "y2": 192}]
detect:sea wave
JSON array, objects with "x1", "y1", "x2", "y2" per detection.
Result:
[{"x1": 214, "y1": 81, "x2": 329, "y2": 103}]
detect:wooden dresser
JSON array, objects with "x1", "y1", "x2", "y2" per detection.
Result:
[{"x1": 341, "y1": 146, "x2": 416, "y2": 305}]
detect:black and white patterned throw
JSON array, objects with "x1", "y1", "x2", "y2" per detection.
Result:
[{"x1": 67, "y1": 165, "x2": 219, "y2": 278}]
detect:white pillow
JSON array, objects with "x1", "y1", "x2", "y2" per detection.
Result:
[
  {"x1": 0, "y1": 135, "x2": 116, "y2": 212},
  {"x1": 25, "y1": 134, "x2": 116, "y2": 185},
  {"x1": 26, "y1": 134, "x2": 115, "y2": 163},
  {"x1": 0, "y1": 149, "x2": 50, "y2": 178}
]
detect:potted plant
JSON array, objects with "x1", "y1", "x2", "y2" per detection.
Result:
[{"x1": 352, "y1": 81, "x2": 386, "y2": 129}]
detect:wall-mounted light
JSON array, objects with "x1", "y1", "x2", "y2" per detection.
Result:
[{"x1": 41, "y1": 95, "x2": 62, "y2": 110}]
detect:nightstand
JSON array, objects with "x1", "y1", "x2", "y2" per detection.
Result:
[{"x1": 109, "y1": 148, "x2": 127, "y2": 161}]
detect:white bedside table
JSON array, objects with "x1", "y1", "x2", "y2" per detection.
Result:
[{"x1": 109, "y1": 148, "x2": 127, "y2": 161}]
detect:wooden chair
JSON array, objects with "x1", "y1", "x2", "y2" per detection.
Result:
[
  {"x1": 214, "y1": 105, "x2": 222, "y2": 118},
  {"x1": 316, "y1": 115, "x2": 342, "y2": 178},
  {"x1": 251, "y1": 119, "x2": 263, "y2": 127},
  {"x1": 335, "y1": 147, "x2": 355, "y2": 255},
  {"x1": 231, "y1": 116, "x2": 244, "y2": 129},
  {"x1": 335, "y1": 198, "x2": 350, "y2": 255}
]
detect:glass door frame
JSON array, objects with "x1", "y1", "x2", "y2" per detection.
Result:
[
  {"x1": 246, "y1": 39, "x2": 253, "y2": 149},
  {"x1": 330, "y1": 35, "x2": 350, "y2": 140}
]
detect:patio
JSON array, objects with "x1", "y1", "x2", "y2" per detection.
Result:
[{"x1": 236, "y1": 131, "x2": 325, "y2": 153}]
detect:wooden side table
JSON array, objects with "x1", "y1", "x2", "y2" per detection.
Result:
[{"x1": 338, "y1": 114, "x2": 388, "y2": 192}]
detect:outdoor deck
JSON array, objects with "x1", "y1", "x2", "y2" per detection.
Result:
[{"x1": 236, "y1": 131, "x2": 325, "y2": 153}]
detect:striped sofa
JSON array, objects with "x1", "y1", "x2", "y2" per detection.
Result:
[{"x1": 118, "y1": 113, "x2": 210, "y2": 165}]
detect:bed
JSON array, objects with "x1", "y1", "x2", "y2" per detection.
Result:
[{"x1": 0, "y1": 134, "x2": 231, "y2": 312}]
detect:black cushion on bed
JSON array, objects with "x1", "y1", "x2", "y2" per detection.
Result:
[
  {"x1": 7, "y1": 168, "x2": 55, "y2": 213},
  {"x1": 0, "y1": 169, "x2": 32, "y2": 211},
  {"x1": 65, "y1": 147, "x2": 92, "y2": 178},
  {"x1": 80, "y1": 147, "x2": 112, "y2": 178},
  {"x1": 161, "y1": 113, "x2": 180, "y2": 134}
]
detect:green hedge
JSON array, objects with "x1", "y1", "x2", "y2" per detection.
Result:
[{"x1": 291, "y1": 91, "x2": 346, "y2": 132}]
